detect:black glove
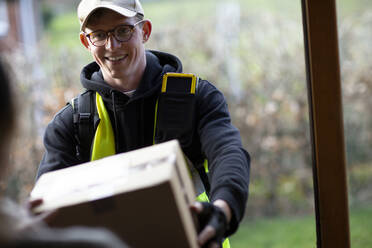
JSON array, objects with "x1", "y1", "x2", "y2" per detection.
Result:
[{"x1": 195, "y1": 202, "x2": 228, "y2": 248}]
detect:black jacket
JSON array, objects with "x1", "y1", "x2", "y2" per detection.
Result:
[{"x1": 37, "y1": 50, "x2": 250, "y2": 235}]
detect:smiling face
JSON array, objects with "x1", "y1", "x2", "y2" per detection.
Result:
[{"x1": 80, "y1": 9, "x2": 151, "y2": 91}]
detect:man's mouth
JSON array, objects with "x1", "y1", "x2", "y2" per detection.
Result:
[{"x1": 106, "y1": 55, "x2": 126, "y2": 62}]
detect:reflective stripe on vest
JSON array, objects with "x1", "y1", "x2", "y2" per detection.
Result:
[
  {"x1": 89, "y1": 92, "x2": 230, "y2": 248},
  {"x1": 91, "y1": 92, "x2": 116, "y2": 161}
]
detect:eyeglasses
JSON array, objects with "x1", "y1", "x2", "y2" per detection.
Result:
[{"x1": 85, "y1": 20, "x2": 145, "y2": 47}]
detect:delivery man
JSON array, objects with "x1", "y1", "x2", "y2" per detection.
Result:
[{"x1": 37, "y1": 0, "x2": 250, "y2": 247}]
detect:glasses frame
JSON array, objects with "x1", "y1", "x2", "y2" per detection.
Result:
[{"x1": 85, "y1": 20, "x2": 145, "y2": 47}]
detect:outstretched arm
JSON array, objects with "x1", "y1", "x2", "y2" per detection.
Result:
[
  {"x1": 37, "y1": 104, "x2": 83, "y2": 180},
  {"x1": 195, "y1": 79, "x2": 250, "y2": 241}
]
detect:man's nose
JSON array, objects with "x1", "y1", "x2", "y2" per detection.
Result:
[{"x1": 105, "y1": 33, "x2": 121, "y2": 50}]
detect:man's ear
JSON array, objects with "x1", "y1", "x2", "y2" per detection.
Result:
[
  {"x1": 80, "y1": 32, "x2": 90, "y2": 49},
  {"x1": 141, "y1": 20, "x2": 152, "y2": 43}
]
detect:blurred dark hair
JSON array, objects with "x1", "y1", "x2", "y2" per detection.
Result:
[{"x1": 0, "y1": 58, "x2": 15, "y2": 152}]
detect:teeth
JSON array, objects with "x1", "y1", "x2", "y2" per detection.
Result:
[{"x1": 107, "y1": 55, "x2": 125, "y2": 61}]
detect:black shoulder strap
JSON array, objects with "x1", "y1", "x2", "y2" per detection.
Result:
[
  {"x1": 72, "y1": 90, "x2": 99, "y2": 161},
  {"x1": 155, "y1": 73, "x2": 198, "y2": 147},
  {"x1": 155, "y1": 73, "x2": 211, "y2": 195}
]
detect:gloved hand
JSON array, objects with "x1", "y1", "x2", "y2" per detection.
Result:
[{"x1": 191, "y1": 202, "x2": 229, "y2": 248}]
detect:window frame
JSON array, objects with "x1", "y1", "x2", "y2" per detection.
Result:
[{"x1": 301, "y1": 0, "x2": 350, "y2": 247}]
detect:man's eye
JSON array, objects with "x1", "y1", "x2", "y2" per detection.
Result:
[
  {"x1": 91, "y1": 32, "x2": 106, "y2": 40},
  {"x1": 116, "y1": 27, "x2": 131, "y2": 36}
]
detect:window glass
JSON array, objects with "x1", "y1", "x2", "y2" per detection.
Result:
[
  {"x1": 5, "y1": 0, "x2": 317, "y2": 247},
  {"x1": 145, "y1": 0, "x2": 316, "y2": 247},
  {"x1": 337, "y1": 1, "x2": 372, "y2": 247}
]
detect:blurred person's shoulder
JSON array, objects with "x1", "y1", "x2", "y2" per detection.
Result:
[{"x1": 0, "y1": 198, "x2": 128, "y2": 248}]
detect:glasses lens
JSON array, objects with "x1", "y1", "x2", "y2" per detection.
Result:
[
  {"x1": 89, "y1": 31, "x2": 107, "y2": 46},
  {"x1": 114, "y1": 25, "x2": 133, "y2": 42}
]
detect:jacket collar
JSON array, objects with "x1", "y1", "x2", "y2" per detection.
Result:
[{"x1": 80, "y1": 50, "x2": 183, "y2": 100}]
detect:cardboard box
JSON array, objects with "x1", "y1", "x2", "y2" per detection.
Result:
[{"x1": 31, "y1": 140, "x2": 199, "y2": 248}]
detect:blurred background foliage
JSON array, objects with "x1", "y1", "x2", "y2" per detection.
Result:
[{"x1": 1, "y1": 0, "x2": 372, "y2": 247}]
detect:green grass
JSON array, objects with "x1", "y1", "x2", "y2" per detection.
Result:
[
  {"x1": 45, "y1": 11, "x2": 80, "y2": 48},
  {"x1": 230, "y1": 214, "x2": 317, "y2": 248},
  {"x1": 43, "y1": 0, "x2": 372, "y2": 49},
  {"x1": 230, "y1": 207, "x2": 372, "y2": 248},
  {"x1": 144, "y1": 0, "x2": 300, "y2": 24},
  {"x1": 42, "y1": 0, "x2": 306, "y2": 49},
  {"x1": 349, "y1": 206, "x2": 372, "y2": 247}
]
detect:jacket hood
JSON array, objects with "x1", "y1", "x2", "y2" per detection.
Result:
[{"x1": 80, "y1": 50, "x2": 183, "y2": 99}]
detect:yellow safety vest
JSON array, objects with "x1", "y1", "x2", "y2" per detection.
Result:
[{"x1": 90, "y1": 92, "x2": 230, "y2": 248}]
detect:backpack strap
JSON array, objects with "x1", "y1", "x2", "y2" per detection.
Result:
[
  {"x1": 71, "y1": 90, "x2": 99, "y2": 161},
  {"x1": 154, "y1": 73, "x2": 211, "y2": 196},
  {"x1": 155, "y1": 73, "x2": 198, "y2": 147}
]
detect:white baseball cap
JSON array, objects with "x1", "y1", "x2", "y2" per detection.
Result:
[{"x1": 78, "y1": 0, "x2": 144, "y2": 31}]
